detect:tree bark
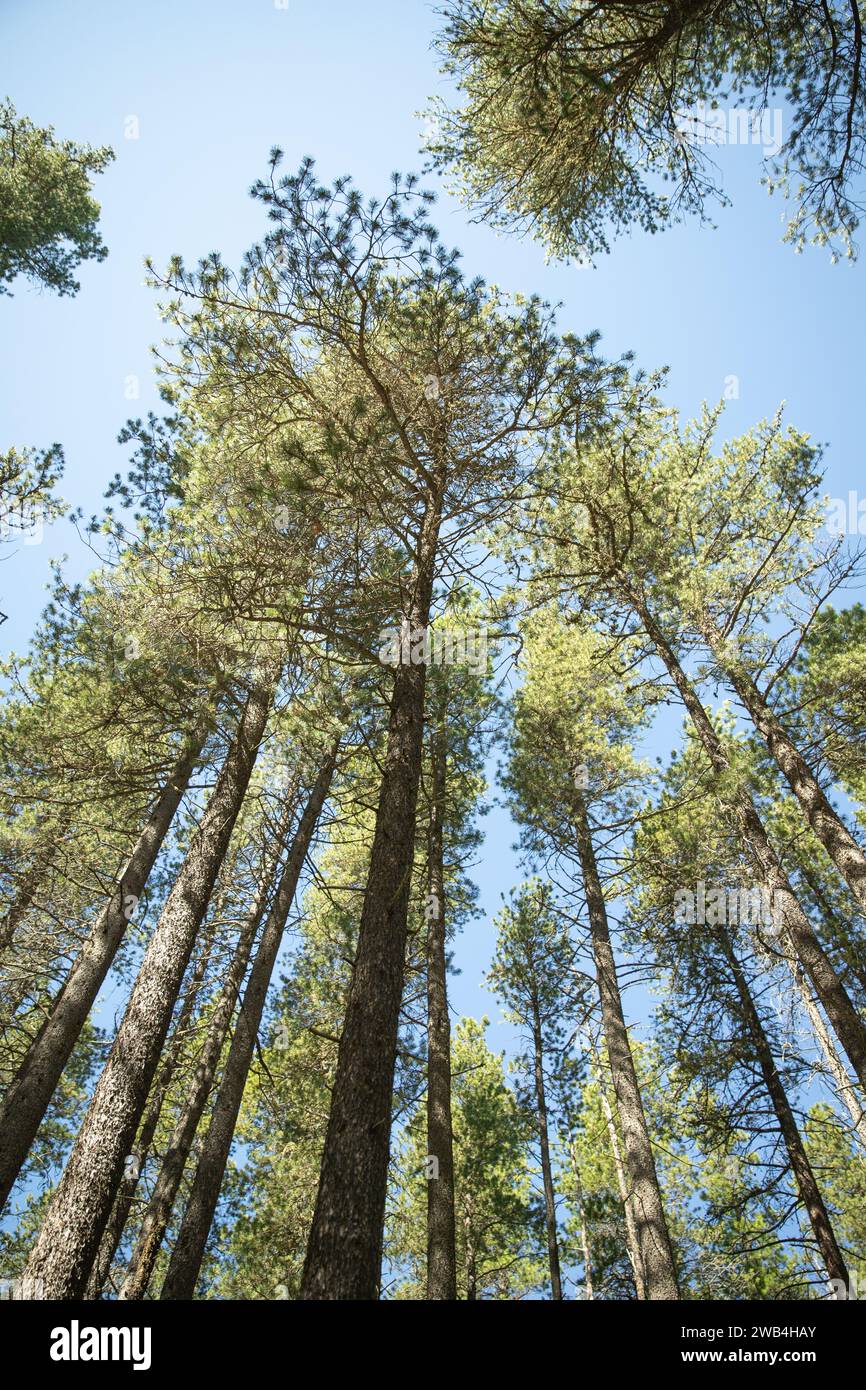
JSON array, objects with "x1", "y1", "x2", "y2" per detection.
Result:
[
  {"x1": 83, "y1": 901, "x2": 221, "y2": 1299},
  {"x1": 568, "y1": 1140, "x2": 594, "y2": 1299},
  {"x1": 17, "y1": 681, "x2": 272, "y2": 1298},
  {"x1": 464, "y1": 1208, "x2": 477, "y2": 1301},
  {"x1": 788, "y1": 960, "x2": 866, "y2": 1154},
  {"x1": 300, "y1": 493, "x2": 442, "y2": 1300},
  {"x1": 795, "y1": 857, "x2": 866, "y2": 998},
  {"x1": 795, "y1": 856, "x2": 866, "y2": 1000},
  {"x1": 704, "y1": 616, "x2": 866, "y2": 915},
  {"x1": 573, "y1": 796, "x2": 680, "y2": 1299},
  {"x1": 531, "y1": 1002, "x2": 564, "y2": 1299},
  {"x1": 160, "y1": 741, "x2": 338, "y2": 1300},
  {"x1": 118, "y1": 862, "x2": 274, "y2": 1299},
  {"x1": 425, "y1": 719, "x2": 457, "y2": 1300},
  {"x1": 634, "y1": 593, "x2": 866, "y2": 1093},
  {"x1": 718, "y1": 931, "x2": 849, "y2": 1289},
  {"x1": 0, "y1": 720, "x2": 209, "y2": 1214},
  {"x1": 595, "y1": 1059, "x2": 647, "y2": 1300}
]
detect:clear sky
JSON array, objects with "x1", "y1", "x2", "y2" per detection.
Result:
[{"x1": 2, "y1": 0, "x2": 865, "y2": 1054}]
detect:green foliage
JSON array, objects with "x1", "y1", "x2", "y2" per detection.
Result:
[
  {"x1": 795, "y1": 604, "x2": 866, "y2": 816},
  {"x1": 804, "y1": 1103, "x2": 866, "y2": 1278},
  {"x1": 388, "y1": 1017, "x2": 543, "y2": 1298},
  {"x1": 1, "y1": 117, "x2": 863, "y2": 1307},
  {"x1": 489, "y1": 879, "x2": 575, "y2": 1036},
  {"x1": 0, "y1": 98, "x2": 113, "y2": 296},
  {"x1": 427, "y1": 1, "x2": 866, "y2": 261}
]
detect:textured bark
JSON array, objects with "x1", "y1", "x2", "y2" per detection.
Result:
[
  {"x1": 531, "y1": 1004, "x2": 563, "y2": 1299},
  {"x1": 464, "y1": 1209, "x2": 477, "y2": 1301},
  {"x1": 788, "y1": 961, "x2": 866, "y2": 1154},
  {"x1": 797, "y1": 859, "x2": 866, "y2": 998},
  {"x1": 18, "y1": 682, "x2": 272, "y2": 1298},
  {"x1": 84, "y1": 903, "x2": 222, "y2": 1299},
  {"x1": 719, "y1": 932, "x2": 849, "y2": 1288},
  {"x1": 300, "y1": 495, "x2": 441, "y2": 1300},
  {"x1": 704, "y1": 616, "x2": 866, "y2": 915},
  {"x1": 0, "y1": 722, "x2": 209, "y2": 1214},
  {"x1": 635, "y1": 595, "x2": 866, "y2": 1093},
  {"x1": 425, "y1": 724, "x2": 457, "y2": 1300},
  {"x1": 573, "y1": 797, "x2": 680, "y2": 1299},
  {"x1": 160, "y1": 743, "x2": 338, "y2": 1300},
  {"x1": 83, "y1": 906, "x2": 220, "y2": 1299},
  {"x1": 596, "y1": 1064, "x2": 647, "y2": 1300},
  {"x1": 568, "y1": 1140, "x2": 594, "y2": 1300},
  {"x1": 118, "y1": 865, "x2": 274, "y2": 1299}
]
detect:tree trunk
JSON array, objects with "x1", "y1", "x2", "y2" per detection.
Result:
[
  {"x1": 160, "y1": 741, "x2": 339, "y2": 1300},
  {"x1": 634, "y1": 594, "x2": 866, "y2": 1092},
  {"x1": 568, "y1": 1140, "x2": 594, "y2": 1300},
  {"x1": 573, "y1": 797, "x2": 680, "y2": 1299},
  {"x1": 0, "y1": 720, "x2": 209, "y2": 1214},
  {"x1": 425, "y1": 719, "x2": 457, "y2": 1300},
  {"x1": 1, "y1": 860, "x2": 42, "y2": 953},
  {"x1": 788, "y1": 960, "x2": 866, "y2": 1154},
  {"x1": 84, "y1": 900, "x2": 221, "y2": 1299},
  {"x1": 300, "y1": 494, "x2": 442, "y2": 1300},
  {"x1": 118, "y1": 860, "x2": 275, "y2": 1300},
  {"x1": 464, "y1": 1209, "x2": 477, "y2": 1301},
  {"x1": 704, "y1": 616, "x2": 866, "y2": 915},
  {"x1": 792, "y1": 856, "x2": 866, "y2": 998},
  {"x1": 718, "y1": 931, "x2": 849, "y2": 1289},
  {"x1": 0, "y1": 821, "x2": 63, "y2": 952},
  {"x1": 531, "y1": 1003, "x2": 563, "y2": 1299},
  {"x1": 594, "y1": 1057, "x2": 647, "y2": 1300},
  {"x1": 17, "y1": 681, "x2": 272, "y2": 1298}
]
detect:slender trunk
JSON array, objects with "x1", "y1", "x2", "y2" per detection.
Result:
[
  {"x1": 425, "y1": 720, "x2": 457, "y2": 1300},
  {"x1": 635, "y1": 594, "x2": 866, "y2": 1092},
  {"x1": 109, "y1": 817, "x2": 297, "y2": 1295},
  {"x1": 463, "y1": 1209, "x2": 477, "y2": 1301},
  {"x1": 795, "y1": 857, "x2": 866, "y2": 998},
  {"x1": 568, "y1": 1140, "x2": 593, "y2": 1300},
  {"x1": 0, "y1": 830, "x2": 58, "y2": 952},
  {"x1": 704, "y1": 618, "x2": 866, "y2": 914},
  {"x1": 301, "y1": 495, "x2": 442, "y2": 1300},
  {"x1": 531, "y1": 1003, "x2": 563, "y2": 1299},
  {"x1": 18, "y1": 681, "x2": 273, "y2": 1298},
  {"x1": 116, "y1": 801, "x2": 296, "y2": 1298},
  {"x1": 718, "y1": 931, "x2": 848, "y2": 1288},
  {"x1": 595, "y1": 1061, "x2": 647, "y2": 1300},
  {"x1": 0, "y1": 721, "x2": 209, "y2": 1214},
  {"x1": 118, "y1": 873, "x2": 272, "y2": 1299},
  {"x1": 573, "y1": 797, "x2": 680, "y2": 1299},
  {"x1": 1, "y1": 862, "x2": 42, "y2": 952},
  {"x1": 160, "y1": 741, "x2": 338, "y2": 1300},
  {"x1": 84, "y1": 902, "x2": 221, "y2": 1299},
  {"x1": 788, "y1": 960, "x2": 866, "y2": 1154},
  {"x1": 1, "y1": 814, "x2": 71, "y2": 1036}
]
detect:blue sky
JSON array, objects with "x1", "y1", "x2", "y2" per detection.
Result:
[{"x1": 2, "y1": 0, "x2": 865, "y2": 1055}]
